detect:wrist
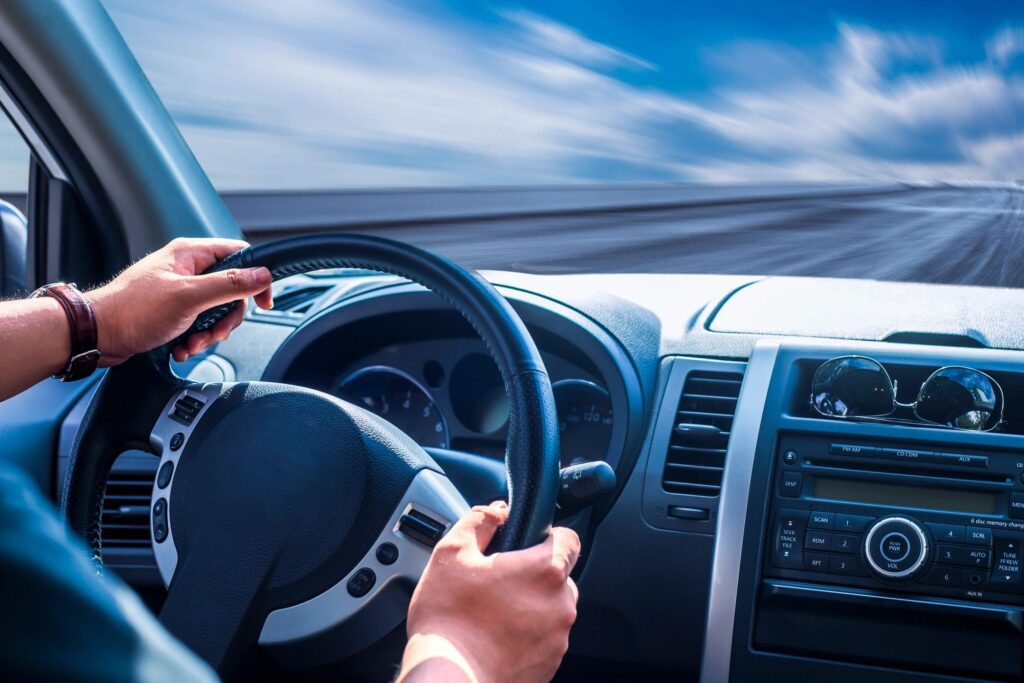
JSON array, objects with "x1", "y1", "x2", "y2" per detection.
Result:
[
  {"x1": 400, "y1": 632, "x2": 491, "y2": 683},
  {"x1": 85, "y1": 285, "x2": 123, "y2": 366},
  {"x1": 403, "y1": 624, "x2": 501, "y2": 683}
]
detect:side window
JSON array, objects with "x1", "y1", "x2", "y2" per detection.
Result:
[{"x1": 0, "y1": 109, "x2": 29, "y2": 296}]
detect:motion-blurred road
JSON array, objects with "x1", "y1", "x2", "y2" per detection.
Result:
[{"x1": 231, "y1": 184, "x2": 1024, "y2": 287}]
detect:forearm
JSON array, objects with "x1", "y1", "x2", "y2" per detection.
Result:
[{"x1": 0, "y1": 298, "x2": 72, "y2": 401}]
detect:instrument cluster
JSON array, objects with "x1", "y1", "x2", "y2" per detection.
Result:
[{"x1": 334, "y1": 339, "x2": 615, "y2": 466}]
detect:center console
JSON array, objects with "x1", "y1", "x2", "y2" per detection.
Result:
[{"x1": 704, "y1": 340, "x2": 1024, "y2": 683}]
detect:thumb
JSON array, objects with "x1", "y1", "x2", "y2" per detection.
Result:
[
  {"x1": 446, "y1": 500, "x2": 509, "y2": 553},
  {"x1": 187, "y1": 267, "x2": 272, "y2": 308}
]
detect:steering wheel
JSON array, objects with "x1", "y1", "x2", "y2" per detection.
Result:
[{"x1": 61, "y1": 234, "x2": 561, "y2": 674}]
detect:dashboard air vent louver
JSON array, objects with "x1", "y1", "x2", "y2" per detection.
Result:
[
  {"x1": 271, "y1": 284, "x2": 332, "y2": 314},
  {"x1": 101, "y1": 469, "x2": 155, "y2": 548},
  {"x1": 662, "y1": 369, "x2": 744, "y2": 496}
]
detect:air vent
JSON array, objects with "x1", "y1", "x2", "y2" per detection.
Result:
[
  {"x1": 272, "y1": 284, "x2": 332, "y2": 314},
  {"x1": 662, "y1": 369, "x2": 744, "y2": 496},
  {"x1": 102, "y1": 469, "x2": 155, "y2": 548}
]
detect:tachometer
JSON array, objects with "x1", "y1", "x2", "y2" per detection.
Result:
[
  {"x1": 553, "y1": 379, "x2": 613, "y2": 467},
  {"x1": 337, "y1": 366, "x2": 449, "y2": 448}
]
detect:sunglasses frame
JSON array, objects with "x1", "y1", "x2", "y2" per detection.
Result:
[{"x1": 809, "y1": 354, "x2": 1005, "y2": 432}]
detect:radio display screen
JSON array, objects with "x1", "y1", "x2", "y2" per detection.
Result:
[{"x1": 814, "y1": 477, "x2": 997, "y2": 515}]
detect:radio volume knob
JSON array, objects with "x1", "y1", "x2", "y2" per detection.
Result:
[{"x1": 863, "y1": 516, "x2": 930, "y2": 581}]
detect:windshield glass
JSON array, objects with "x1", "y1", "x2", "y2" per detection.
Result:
[
  {"x1": 10, "y1": 2, "x2": 1024, "y2": 286},
  {"x1": 104, "y1": 1, "x2": 1024, "y2": 190}
]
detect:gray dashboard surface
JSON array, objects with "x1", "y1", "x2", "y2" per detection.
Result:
[{"x1": 708, "y1": 276, "x2": 1024, "y2": 349}]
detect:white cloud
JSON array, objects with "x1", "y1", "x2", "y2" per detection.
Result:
[
  {"x1": 98, "y1": 2, "x2": 1024, "y2": 188},
  {"x1": 987, "y1": 27, "x2": 1024, "y2": 65},
  {"x1": 499, "y1": 9, "x2": 656, "y2": 72}
]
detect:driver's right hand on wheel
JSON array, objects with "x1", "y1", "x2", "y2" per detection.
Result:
[{"x1": 398, "y1": 500, "x2": 581, "y2": 683}]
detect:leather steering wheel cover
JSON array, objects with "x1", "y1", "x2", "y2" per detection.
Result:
[{"x1": 65, "y1": 234, "x2": 559, "y2": 556}]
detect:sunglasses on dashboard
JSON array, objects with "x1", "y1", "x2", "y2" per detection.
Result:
[{"x1": 809, "y1": 355, "x2": 1004, "y2": 432}]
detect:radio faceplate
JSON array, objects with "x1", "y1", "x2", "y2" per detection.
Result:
[{"x1": 764, "y1": 433, "x2": 1024, "y2": 605}]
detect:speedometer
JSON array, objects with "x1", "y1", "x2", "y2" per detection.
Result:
[
  {"x1": 553, "y1": 379, "x2": 613, "y2": 467},
  {"x1": 337, "y1": 366, "x2": 449, "y2": 448}
]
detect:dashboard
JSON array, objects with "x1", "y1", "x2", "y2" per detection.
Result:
[{"x1": 51, "y1": 269, "x2": 1024, "y2": 682}]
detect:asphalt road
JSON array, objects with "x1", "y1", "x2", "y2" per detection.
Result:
[
  {"x1": 234, "y1": 184, "x2": 1024, "y2": 288},
  {"x1": 8, "y1": 183, "x2": 1019, "y2": 287}
]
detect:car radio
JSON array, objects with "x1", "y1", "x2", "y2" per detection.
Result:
[{"x1": 764, "y1": 433, "x2": 1024, "y2": 605}]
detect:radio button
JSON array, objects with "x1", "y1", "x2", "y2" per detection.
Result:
[
  {"x1": 804, "y1": 552, "x2": 829, "y2": 572},
  {"x1": 879, "y1": 447, "x2": 938, "y2": 464},
  {"x1": 990, "y1": 534, "x2": 1022, "y2": 587},
  {"x1": 779, "y1": 471, "x2": 802, "y2": 498},
  {"x1": 829, "y1": 554, "x2": 866, "y2": 576},
  {"x1": 966, "y1": 527, "x2": 993, "y2": 546},
  {"x1": 879, "y1": 532, "x2": 912, "y2": 563},
  {"x1": 942, "y1": 453, "x2": 988, "y2": 468},
  {"x1": 937, "y1": 545, "x2": 965, "y2": 565},
  {"x1": 831, "y1": 533, "x2": 859, "y2": 554},
  {"x1": 836, "y1": 514, "x2": 874, "y2": 532},
  {"x1": 1009, "y1": 493, "x2": 1024, "y2": 520},
  {"x1": 963, "y1": 548, "x2": 992, "y2": 568},
  {"x1": 808, "y1": 511, "x2": 835, "y2": 529},
  {"x1": 927, "y1": 523, "x2": 965, "y2": 543},
  {"x1": 805, "y1": 530, "x2": 832, "y2": 550},
  {"x1": 864, "y1": 516, "x2": 929, "y2": 581},
  {"x1": 772, "y1": 509, "x2": 808, "y2": 569},
  {"x1": 922, "y1": 566, "x2": 962, "y2": 588},
  {"x1": 829, "y1": 444, "x2": 877, "y2": 457}
]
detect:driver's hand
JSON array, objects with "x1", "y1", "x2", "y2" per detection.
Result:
[
  {"x1": 399, "y1": 501, "x2": 581, "y2": 683},
  {"x1": 87, "y1": 237, "x2": 273, "y2": 364}
]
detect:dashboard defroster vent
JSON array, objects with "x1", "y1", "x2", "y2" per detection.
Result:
[
  {"x1": 662, "y1": 369, "x2": 744, "y2": 496},
  {"x1": 101, "y1": 469, "x2": 155, "y2": 548},
  {"x1": 271, "y1": 284, "x2": 332, "y2": 314}
]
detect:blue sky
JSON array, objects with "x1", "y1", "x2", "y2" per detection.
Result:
[{"x1": 91, "y1": 1, "x2": 1024, "y2": 189}]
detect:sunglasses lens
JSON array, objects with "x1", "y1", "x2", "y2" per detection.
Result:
[
  {"x1": 916, "y1": 367, "x2": 1000, "y2": 430},
  {"x1": 811, "y1": 357, "x2": 894, "y2": 418}
]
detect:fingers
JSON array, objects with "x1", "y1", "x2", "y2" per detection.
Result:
[
  {"x1": 548, "y1": 526, "x2": 582, "y2": 579},
  {"x1": 443, "y1": 500, "x2": 509, "y2": 553},
  {"x1": 210, "y1": 298, "x2": 247, "y2": 343},
  {"x1": 170, "y1": 237, "x2": 251, "y2": 273},
  {"x1": 254, "y1": 286, "x2": 274, "y2": 310},
  {"x1": 188, "y1": 266, "x2": 272, "y2": 308}
]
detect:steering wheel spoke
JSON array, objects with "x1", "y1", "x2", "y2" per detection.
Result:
[
  {"x1": 149, "y1": 383, "x2": 230, "y2": 582},
  {"x1": 259, "y1": 469, "x2": 467, "y2": 655}
]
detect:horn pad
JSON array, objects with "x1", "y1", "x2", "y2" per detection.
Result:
[{"x1": 163, "y1": 383, "x2": 432, "y2": 620}]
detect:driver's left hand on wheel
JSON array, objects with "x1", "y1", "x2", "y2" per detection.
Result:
[
  {"x1": 399, "y1": 500, "x2": 581, "y2": 683},
  {"x1": 87, "y1": 237, "x2": 274, "y2": 364}
]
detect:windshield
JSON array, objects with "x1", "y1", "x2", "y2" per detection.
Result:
[
  {"x1": 103, "y1": 1, "x2": 1024, "y2": 190},
  {"x1": 7, "y1": 2, "x2": 1024, "y2": 286}
]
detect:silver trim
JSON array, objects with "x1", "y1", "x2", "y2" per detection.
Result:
[
  {"x1": 149, "y1": 383, "x2": 230, "y2": 583},
  {"x1": 0, "y1": 83, "x2": 68, "y2": 181},
  {"x1": 700, "y1": 339, "x2": 780, "y2": 683},
  {"x1": 259, "y1": 468, "x2": 468, "y2": 644},
  {"x1": 338, "y1": 365, "x2": 450, "y2": 449},
  {"x1": 863, "y1": 517, "x2": 929, "y2": 579}
]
